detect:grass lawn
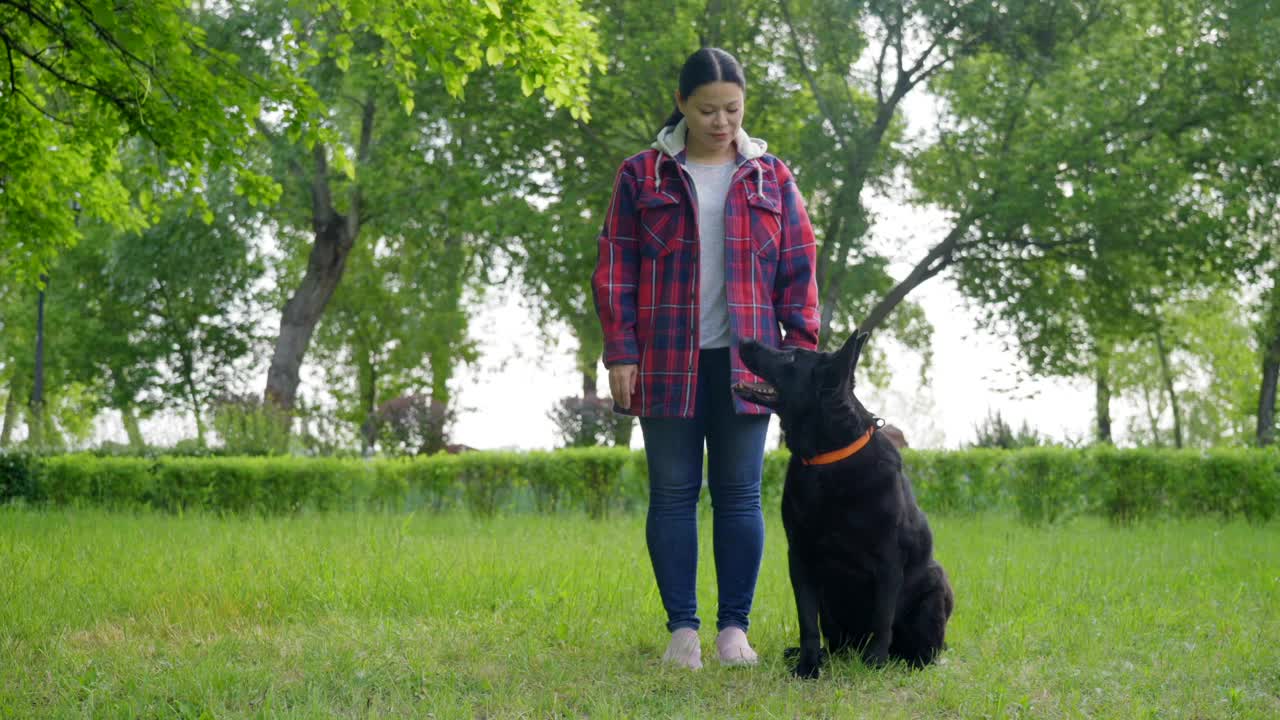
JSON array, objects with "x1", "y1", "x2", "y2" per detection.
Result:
[{"x1": 1, "y1": 506, "x2": 1277, "y2": 719}]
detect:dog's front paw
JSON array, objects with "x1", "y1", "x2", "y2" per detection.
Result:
[
  {"x1": 787, "y1": 648, "x2": 827, "y2": 680},
  {"x1": 792, "y1": 658, "x2": 822, "y2": 679}
]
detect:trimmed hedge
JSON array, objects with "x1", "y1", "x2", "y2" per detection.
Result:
[{"x1": 5, "y1": 447, "x2": 1278, "y2": 524}]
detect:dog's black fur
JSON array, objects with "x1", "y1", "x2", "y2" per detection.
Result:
[{"x1": 734, "y1": 332, "x2": 953, "y2": 678}]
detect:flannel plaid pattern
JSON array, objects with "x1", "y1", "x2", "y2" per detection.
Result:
[{"x1": 591, "y1": 147, "x2": 820, "y2": 417}]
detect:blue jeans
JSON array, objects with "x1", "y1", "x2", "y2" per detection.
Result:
[{"x1": 640, "y1": 348, "x2": 770, "y2": 633}]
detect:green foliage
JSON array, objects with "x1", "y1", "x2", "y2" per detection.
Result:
[
  {"x1": 1112, "y1": 291, "x2": 1262, "y2": 447},
  {"x1": 968, "y1": 410, "x2": 1046, "y2": 449},
  {"x1": 547, "y1": 395, "x2": 633, "y2": 448},
  {"x1": 211, "y1": 395, "x2": 293, "y2": 456},
  {"x1": 0, "y1": 0, "x2": 293, "y2": 284},
  {"x1": 903, "y1": 448, "x2": 1010, "y2": 514},
  {"x1": 0, "y1": 452, "x2": 39, "y2": 504},
  {"x1": 365, "y1": 395, "x2": 454, "y2": 457},
  {"x1": 905, "y1": 447, "x2": 1280, "y2": 526},
  {"x1": 919, "y1": 0, "x2": 1280, "y2": 413},
  {"x1": 12, "y1": 448, "x2": 1279, "y2": 528},
  {"x1": 1005, "y1": 447, "x2": 1090, "y2": 526}
]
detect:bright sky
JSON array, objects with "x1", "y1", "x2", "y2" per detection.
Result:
[
  {"x1": 109, "y1": 82, "x2": 1127, "y2": 452},
  {"x1": 448, "y1": 90, "x2": 1108, "y2": 452},
  {"x1": 446, "y1": 203, "x2": 1101, "y2": 453}
]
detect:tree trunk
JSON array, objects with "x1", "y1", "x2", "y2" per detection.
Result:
[
  {"x1": 582, "y1": 370, "x2": 597, "y2": 399},
  {"x1": 177, "y1": 345, "x2": 205, "y2": 447},
  {"x1": 0, "y1": 379, "x2": 18, "y2": 447},
  {"x1": 427, "y1": 350, "x2": 453, "y2": 455},
  {"x1": 1256, "y1": 273, "x2": 1280, "y2": 447},
  {"x1": 358, "y1": 350, "x2": 377, "y2": 454},
  {"x1": 121, "y1": 408, "x2": 145, "y2": 449},
  {"x1": 1153, "y1": 327, "x2": 1183, "y2": 449},
  {"x1": 264, "y1": 98, "x2": 376, "y2": 410},
  {"x1": 265, "y1": 211, "x2": 357, "y2": 410},
  {"x1": 1095, "y1": 341, "x2": 1113, "y2": 445},
  {"x1": 1258, "y1": 317, "x2": 1280, "y2": 447},
  {"x1": 29, "y1": 274, "x2": 48, "y2": 449},
  {"x1": 1141, "y1": 383, "x2": 1162, "y2": 447}
]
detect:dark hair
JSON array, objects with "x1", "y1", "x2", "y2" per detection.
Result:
[{"x1": 661, "y1": 47, "x2": 746, "y2": 131}]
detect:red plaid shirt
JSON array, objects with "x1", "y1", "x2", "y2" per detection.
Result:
[{"x1": 591, "y1": 147, "x2": 820, "y2": 417}]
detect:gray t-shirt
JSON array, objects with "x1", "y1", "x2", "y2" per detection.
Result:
[{"x1": 686, "y1": 159, "x2": 737, "y2": 349}]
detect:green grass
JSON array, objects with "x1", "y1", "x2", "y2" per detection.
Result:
[{"x1": 1, "y1": 507, "x2": 1277, "y2": 719}]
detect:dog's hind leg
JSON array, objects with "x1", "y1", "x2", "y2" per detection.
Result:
[{"x1": 889, "y1": 562, "x2": 954, "y2": 668}]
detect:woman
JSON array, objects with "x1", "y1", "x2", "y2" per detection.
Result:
[{"x1": 591, "y1": 47, "x2": 820, "y2": 669}]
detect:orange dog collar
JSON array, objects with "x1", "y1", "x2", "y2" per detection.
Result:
[{"x1": 801, "y1": 426, "x2": 876, "y2": 466}]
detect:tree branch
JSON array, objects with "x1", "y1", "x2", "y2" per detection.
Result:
[
  {"x1": 0, "y1": 24, "x2": 160, "y2": 144},
  {"x1": 857, "y1": 212, "x2": 975, "y2": 334},
  {"x1": 778, "y1": 0, "x2": 846, "y2": 141}
]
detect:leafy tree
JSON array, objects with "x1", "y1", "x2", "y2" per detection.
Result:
[
  {"x1": 913, "y1": 0, "x2": 1278, "y2": 444},
  {"x1": 1112, "y1": 291, "x2": 1259, "y2": 448},
  {"x1": 0, "y1": 0, "x2": 299, "y2": 284},
  {"x1": 0, "y1": 163, "x2": 270, "y2": 450},
  {"x1": 106, "y1": 189, "x2": 269, "y2": 447},
  {"x1": 209, "y1": 0, "x2": 604, "y2": 411}
]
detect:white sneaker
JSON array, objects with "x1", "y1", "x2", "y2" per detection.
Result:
[
  {"x1": 716, "y1": 626, "x2": 759, "y2": 666},
  {"x1": 661, "y1": 628, "x2": 703, "y2": 670}
]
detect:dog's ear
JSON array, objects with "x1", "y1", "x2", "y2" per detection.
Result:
[
  {"x1": 826, "y1": 330, "x2": 870, "y2": 391},
  {"x1": 834, "y1": 331, "x2": 870, "y2": 372}
]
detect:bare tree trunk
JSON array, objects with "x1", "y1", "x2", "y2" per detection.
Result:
[
  {"x1": 182, "y1": 362, "x2": 205, "y2": 447},
  {"x1": 1153, "y1": 327, "x2": 1183, "y2": 449},
  {"x1": 1095, "y1": 341, "x2": 1113, "y2": 445},
  {"x1": 1, "y1": 379, "x2": 18, "y2": 447},
  {"x1": 1255, "y1": 270, "x2": 1280, "y2": 446},
  {"x1": 1258, "y1": 315, "x2": 1280, "y2": 447},
  {"x1": 29, "y1": 274, "x2": 48, "y2": 449},
  {"x1": 358, "y1": 350, "x2": 377, "y2": 454},
  {"x1": 427, "y1": 351, "x2": 452, "y2": 455},
  {"x1": 264, "y1": 98, "x2": 376, "y2": 410},
  {"x1": 1141, "y1": 383, "x2": 1162, "y2": 447}
]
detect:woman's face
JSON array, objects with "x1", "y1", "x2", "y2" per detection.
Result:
[{"x1": 676, "y1": 81, "x2": 744, "y2": 158}]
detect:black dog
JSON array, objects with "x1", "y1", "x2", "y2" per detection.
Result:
[{"x1": 734, "y1": 332, "x2": 953, "y2": 678}]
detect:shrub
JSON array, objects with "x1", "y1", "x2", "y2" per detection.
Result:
[
  {"x1": 364, "y1": 395, "x2": 453, "y2": 456},
  {"x1": 548, "y1": 395, "x2": 634, "y2": 448},
  {"x1": 6, "y1": 447, "x2": 1277, "y2": 524},
  {"x1": 0, "y1": 452, "x2": 39, "y2": 504},
  {"x1": 211, "y1": 394, "x2": 291, "y2": 456}
]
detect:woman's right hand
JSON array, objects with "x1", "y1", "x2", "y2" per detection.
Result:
[{"x1": 608, "y1": 364, "x2": 638, "y2": 410}]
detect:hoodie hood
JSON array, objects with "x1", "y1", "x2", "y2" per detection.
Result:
[
  {"x1": 652, "y1": 119, "x2": 769, "y2": 195},
  {"x1": 653, "y1": 118, "x2": 768, "y2": 161}
]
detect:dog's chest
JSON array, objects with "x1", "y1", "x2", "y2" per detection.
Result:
[{"x1": 781, "y1": 469, "x2": 900, "y2": 555}]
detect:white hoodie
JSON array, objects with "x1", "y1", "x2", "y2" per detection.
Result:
[{"x1": 651, "y1": 118, "x2": 770, "y2": 196}]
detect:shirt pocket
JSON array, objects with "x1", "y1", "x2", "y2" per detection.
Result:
[
  {"x1": 746, "y1": 188, "x2": 782, "y2": 261},
  {"x1": 637, "y1": 189, "x2": 682, "y2": 259}
]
